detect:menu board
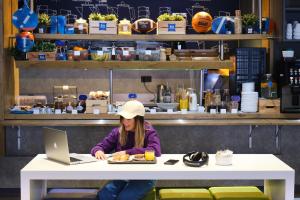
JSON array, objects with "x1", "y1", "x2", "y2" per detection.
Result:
[{"x1": 30, "y1": 0, "x2": 238, "y2": 31}]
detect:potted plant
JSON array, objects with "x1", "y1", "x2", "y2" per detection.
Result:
[
  {"x1": 89, "y1": 13, "x2": 118, "y2": 34},
  {"x1": 242, "y1": 13, "x2": 258, "y2": 34},
  {"x1": 157, "y1": 13, "x2": 186, "y2": 35},
  {"x1": 27, "y1": 41, "x2": 56, "y2": 61},
  {"x1": 38, "y1": 13, "x2": 50, "y2": 33}
]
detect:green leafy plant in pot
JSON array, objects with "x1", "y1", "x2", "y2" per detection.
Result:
[
  {"x1": 242, "y1": 13, "x2": 258, "y2": 34},
  {"x1": 38, "y1": 13, "x2": 50, "y2": 33}
]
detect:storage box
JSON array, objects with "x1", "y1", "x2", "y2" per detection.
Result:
[
  {"x1": 157, "y1": 20, "x2": 186, "y2": 35},
  {"x1": 89, "y1": 20, "x2": 117, "y2": 34},
  {"x1": 259, "y1": 98, "x2": 280, "y2": 113},
  {"x1": 27, "y1": 52, "x2": 56, "y2": 61},
  {"x1": 86, "y1": 99, "x2": 109, "y2": 114}
]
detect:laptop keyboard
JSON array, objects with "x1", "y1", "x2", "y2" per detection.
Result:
[{"x1": 70, "y1": 157, "x2": 82, "y2": 162}]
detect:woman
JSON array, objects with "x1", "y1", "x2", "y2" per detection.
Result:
[{"x1": 91, "y1": 100, "x2": 161, "y2": 200}]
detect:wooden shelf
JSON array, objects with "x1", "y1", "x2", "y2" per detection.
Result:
[
  {"x1": 33, "y1": 34, "x2": 273, "y2": 41},
  {"x1": 15, "y1": 60, "x2": 233, "y2": 70},
  {"x1": 285, "y1": 7, "x2": 300, "y2": 11}
]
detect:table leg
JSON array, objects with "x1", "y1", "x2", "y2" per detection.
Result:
[
  {"x1": 21, "y1": 175, "x2": 47, "y2": 200},
  {"x1": 264, "y1": 178, "x2": 294, "y2": 200}
]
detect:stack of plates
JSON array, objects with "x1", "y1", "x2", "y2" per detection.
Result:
[
  {"x1": 242, "y1": 82, "x2": 255, "y2": 92},
  {"x1": 241, "y1": 92, "x2": 258, "y2": 113}
]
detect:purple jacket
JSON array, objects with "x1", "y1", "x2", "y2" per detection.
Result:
[{"x1": 90, "y1": 123, "x2": 161, "y2": 157}]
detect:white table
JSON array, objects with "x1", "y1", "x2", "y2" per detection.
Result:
[{"x1": 21, "y1": 154, "x2": 295, "y2": 200}]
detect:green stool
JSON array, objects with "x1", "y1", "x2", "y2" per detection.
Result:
[
  {"x1": 159, "y1": 188, "x2": 213, "y2": 200},
  {"x1": 142, "y1": 188, "x2": 156, "y2": 200},
  {"x1": 209, "y1": 186, "x2": 269, "y2": 200}
]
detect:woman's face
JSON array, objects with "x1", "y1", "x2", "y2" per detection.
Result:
[{"x1": 122, "y1": 118, "x2": 136, "y2": 132}]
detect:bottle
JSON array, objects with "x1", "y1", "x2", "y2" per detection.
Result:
[
  {"x1": 222, "y1": 89, "x2": 231, "y2": 112},
  {"x1": 188, "y1": 89, "x2": 198, "y2": 111},
  {"x1": 261, "y1": 74, "x2": 278, "y2": 99},
  {"x1": 163, "y1": 83, "x2": 172, "y2": 103},
  {"x1": 214, "y1": 89, "x2": 221, "y2": 112},
  {"x1": 204, "y1": 89, "x2": 212, "y2": 112},
  {"x1": 234, "y1": 10, "x2": 242, "y2": 34},
  {"x1": 66, "y1": 102, "x2": 73, "y2": 114},
  {"x1": 179, "y1": 90, "x2": 188, "y2": 110}
]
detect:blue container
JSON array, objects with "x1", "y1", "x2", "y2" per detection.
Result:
[
  {"x1": 65, "y1": 25, "x2": 74, "y2": 34},
  {"x1": 57, "y1": 15, "x2": 66, "y2": 34},
  {"x1": 50, "y1": 16, "x2": 58, "y2": 34}
]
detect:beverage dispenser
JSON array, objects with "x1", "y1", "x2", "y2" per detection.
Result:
[{"x1": 280, "y1": 58, "x2": 300, "y2": 112}]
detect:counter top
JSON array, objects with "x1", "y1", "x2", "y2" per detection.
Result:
[{"x1": 1, "y1": 112, "x2": 300, "y2": 126}]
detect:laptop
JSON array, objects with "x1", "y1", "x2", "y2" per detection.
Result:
[{"x1": 43, "y1": 127, "x2": 97, "y2": 165}]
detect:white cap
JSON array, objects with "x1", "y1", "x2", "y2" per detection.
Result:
[{"x1": 117, "y1": 100, "x2": 145, "y2": 119}]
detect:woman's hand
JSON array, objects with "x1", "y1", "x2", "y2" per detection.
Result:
[
  {"x1": 95, "y1": 150, "x2": 106, "y2": 160},
  {"x1": 112, "y1": 150, "x2": 126, "y2": 157}
]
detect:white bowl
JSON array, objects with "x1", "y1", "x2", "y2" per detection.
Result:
[{"x1": 282, "y1": 50, "x2": 294, "y2": 58}]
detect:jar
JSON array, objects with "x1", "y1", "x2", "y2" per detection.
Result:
[
  {"x1": 74, "y1": 18, "x2": 88, "y2": 34},
  {"x1": 214, "y1": 89, "x2": 221, "y2": 112},
  {"x1": 204, "y1": 89, "x2": 212, "y2": 112},
  {"x1": 160, "y1": 48, "x2": 167, "y2": 61},
  {"x1": 261, "y1": 74, "x2": 278, "y2": 99},
  {"x1": 118, "y1": 18, "x2": 132, "y2": 35}
]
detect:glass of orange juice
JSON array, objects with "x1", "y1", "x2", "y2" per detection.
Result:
[{"x1": 145, "y1": 150, "x2": 155, "y2": 161}]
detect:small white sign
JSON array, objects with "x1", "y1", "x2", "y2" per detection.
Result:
[
  {"x1": 97, "y1": 50, "x2": 104, "y2": 56},
  {"x1": 93, "y1": 108, "x2": 100, "y2": 115},
  {"x1": 39, "y1": 28, "x2": 44, "y2": 33},
  {"x1": 55, "y1": 109, "x2": 62, "y2": 114},
  {"x1": 123, "y1": 50, "x2": 129, "y2": 56},
  {"x1": 198, "y1": 106, "x2": 205, "y2": 113},
  {"x1": 150, "y1": 109, "x2": 156, "y2": 114},
  {"x1": 231, "y1": 109, "x2": 238, "y2": 114},
  {"x1": 181, "y1": 109, "x2": 187, "y2": 114},
  {"x1": 167, "y1": 109, "x2": 173, "y2": 113},
  {"x1": 145, "y1": 50, "x2": 151, "y2": 55},
  {"x1": 33, "y1": 109, "x2": 40, "y2": 115},
  {"x1": 220, "y1": 109, "x2": 227, "y2": 114},
  {"x1": 72, "y1": 110, "x2": 78, "y2": 115},
  {"x1": 78, "y1": 24, "x2": 84, "y2": 30},
  {"x1": 74, "y1": 51, "x2": 80, "y2": 56},
  {"x1": 210, "y1": 109, "x2": 217, "y2": 114},
  {"x1": 123, "y1": 26, "x2": 128, "y2": 32}
]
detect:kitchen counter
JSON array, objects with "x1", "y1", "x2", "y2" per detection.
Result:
[{"x1": 1, "y1": 112, "x2": 300, "y2": 126}]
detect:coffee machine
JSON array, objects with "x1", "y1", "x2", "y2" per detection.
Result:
[{"x1": 280, "y1": 58, "x2": 300, "y2": 112}]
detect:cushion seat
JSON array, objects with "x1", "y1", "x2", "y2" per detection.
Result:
[
  {"x1": 159, "y1": 188, "x2": 213, "y2": 200},
  {"x1": 209, "y1": 186, "x2": 269, "y2": 200}
]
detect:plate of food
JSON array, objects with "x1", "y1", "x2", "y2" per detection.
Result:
[{"x1": 107, "y1": 154, "x2": 132, "y2": 163}]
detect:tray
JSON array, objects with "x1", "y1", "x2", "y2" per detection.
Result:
[{"x1": 107, "y1": 157, "x2": 157, "y2": 164}]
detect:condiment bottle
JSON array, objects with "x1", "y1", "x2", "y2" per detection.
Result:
[
  {"x1": 188, "y1": 88, "x2": 198, "y2": 111},
  {"x1": 234, "y1": 10, "x2": 242, "y2": 34}
]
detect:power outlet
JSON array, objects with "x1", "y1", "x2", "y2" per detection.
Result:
[{"x1": 141, "y1": 76, "x2": 152, "y2": 83}]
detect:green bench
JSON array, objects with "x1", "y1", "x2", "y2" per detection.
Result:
[
  {"x1": 209, "y1": 186, "x2": 269, "y2": 200},
  {"x1": 159, "y1": 188, "x2": 213, "y2": 200}
]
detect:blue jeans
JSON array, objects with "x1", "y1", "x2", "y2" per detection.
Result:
[{"x1": 98, "y1": 180, "x2": 155, "y2": 200}]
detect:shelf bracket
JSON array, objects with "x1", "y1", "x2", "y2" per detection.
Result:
[
  {"x1": 274, "y1": 125, "x2": 282, "y2": 155},
  {"x1": 219, "y1": 40, "x2": 224, "y2": 61},
  {"x1": 17, "y1": 126, "x2": 21, "y2": 151},
  {"x1": 109, "y1": 69, "x2": 113, "y2": 105},
  {"x1": 249, "y1": 125, "x2": 258, "y2": 149}
]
